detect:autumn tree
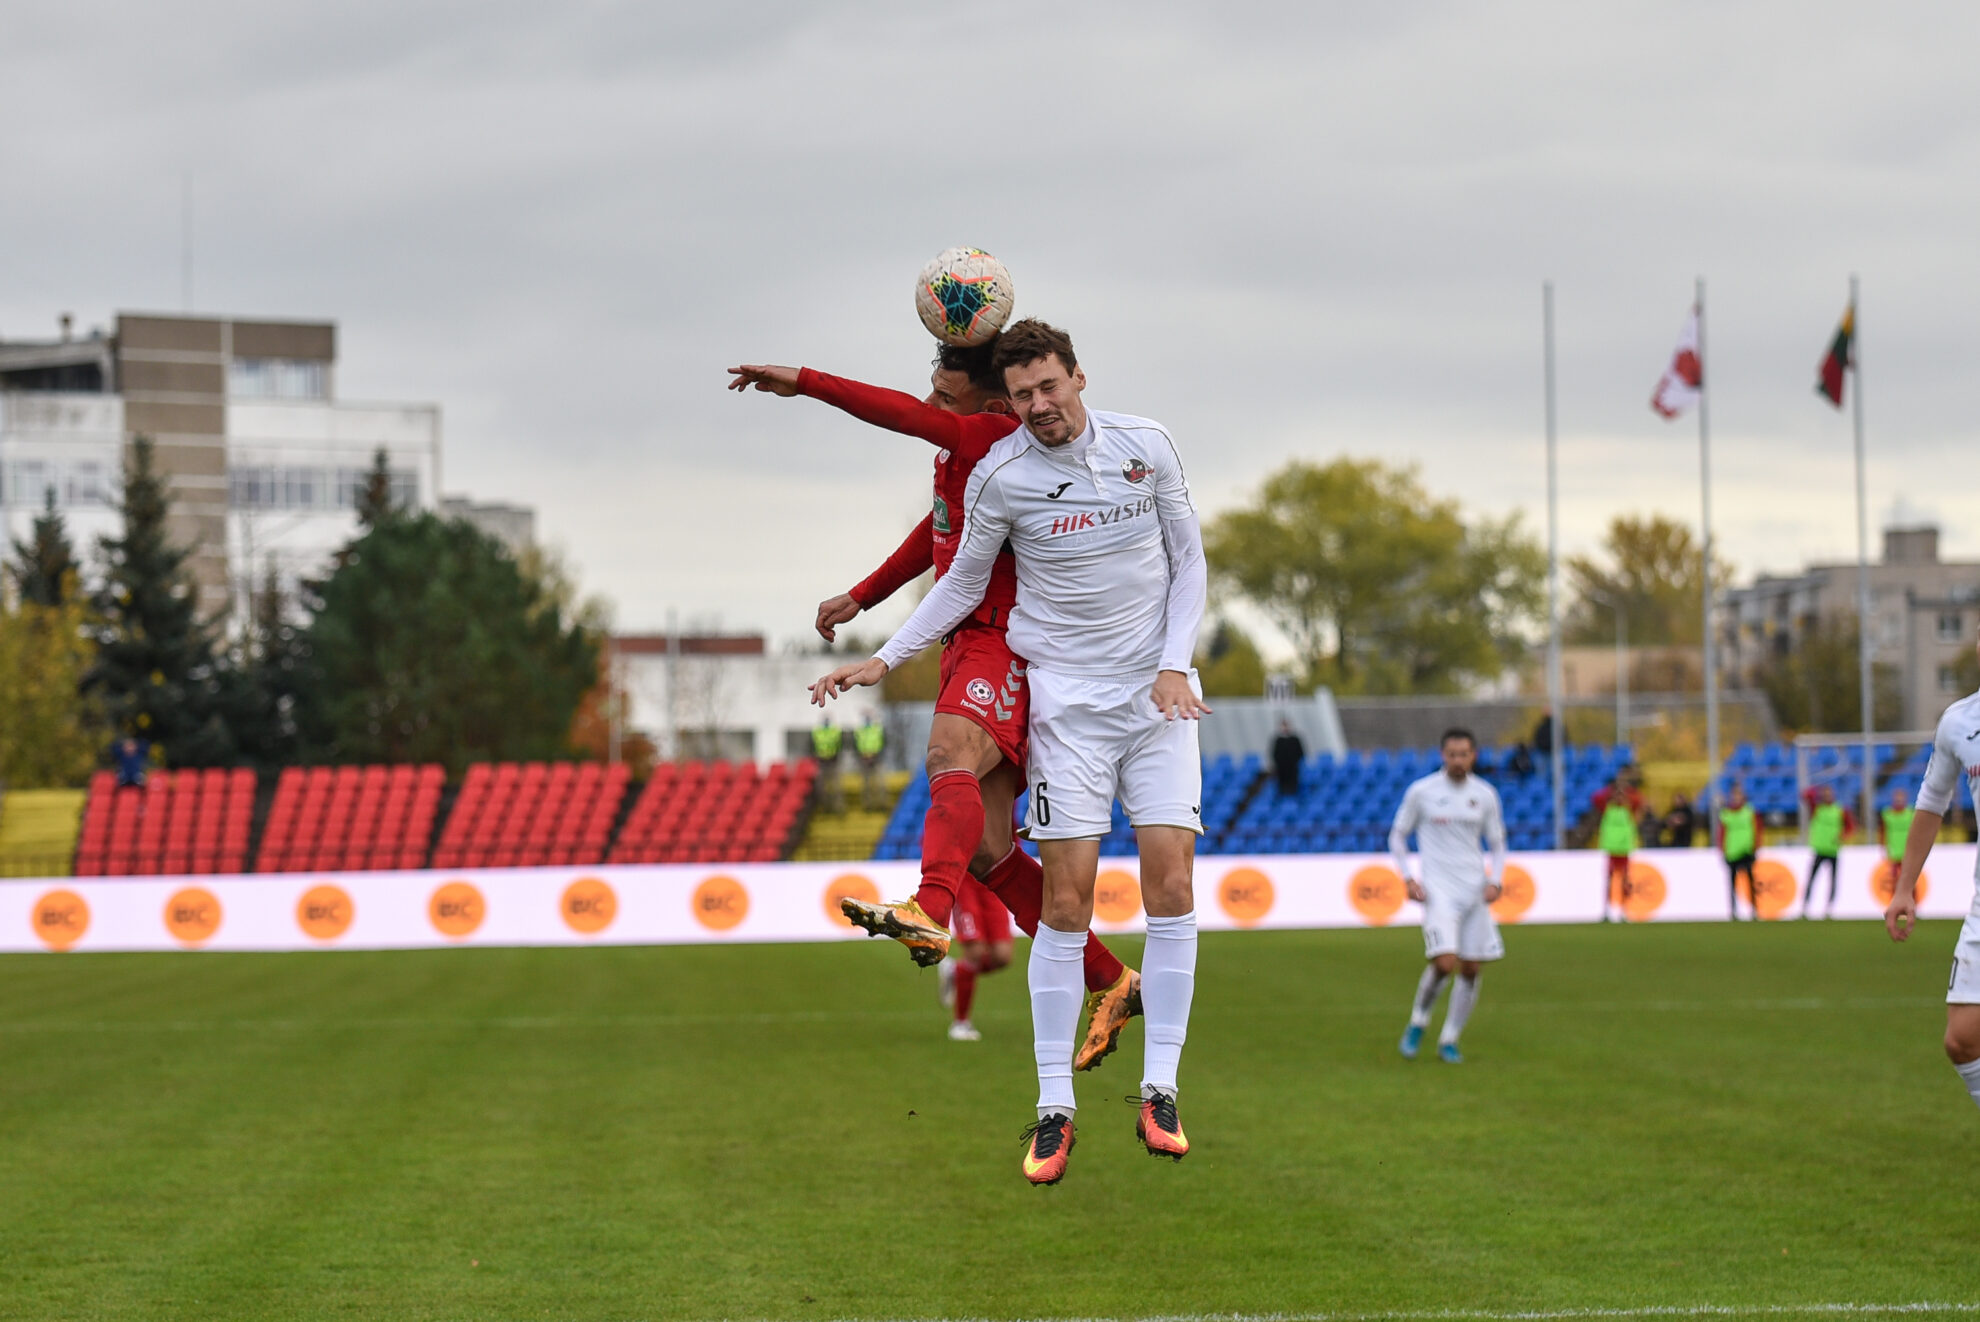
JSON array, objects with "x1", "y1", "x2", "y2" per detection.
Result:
[{"x1": 1564, "y1": 513, "x2": 1731, "y2": 647}]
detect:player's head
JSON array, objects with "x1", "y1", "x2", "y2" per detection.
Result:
[
  {"x1": 1729, "y1": 781, "x2": 1746, "y2": 805},
  {"x1": 992, "y1": 318, "x2": 1087, "y2": 447},
  {"x1": 1817, "y1": 784, "x2": 1834, "y2": 803},
  {"x1": 927, "y1": 342, "x2": 1010, "y2": 417},
  {"x1": 1891, "y1": 787, "x2": 1909, "y2": 808},
  {"x1": 1439, "y1": 728, "x2": 1476, "y2": 779}
]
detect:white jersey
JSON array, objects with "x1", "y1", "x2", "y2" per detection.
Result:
[
  {"x1": 1389, "y1": 771, "x2": 1507, "y2": 899},
  {"x1": 1918, "y1": 691, "x2": 1980, "y2": 889},
  {"x1": 876, "y1": 410, "x2": 1205, "y2": 680}
]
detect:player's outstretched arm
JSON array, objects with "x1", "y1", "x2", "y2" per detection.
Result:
[
  {"x1": 808, "y1": 657, "x2": 888, "y2": 707},
  {"x1": 1884, "y1": 808, "x2": 1942, "y2": 942},
  {"x1": 1151, "y1": 511, "x2": 1211, "y2": 720},
  {"x1": 869, "y1": 466, "x2": 1007, "y2": 674},
  {"x1": 726, "y1": 364, "x2": 802, "y2": 396}
]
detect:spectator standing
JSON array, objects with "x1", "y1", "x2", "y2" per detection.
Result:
[
  {"x1": 1592, "y1": 775, "x2": 1643, "y2": 921},
  {"x1": 1802, "y1": 784, "x2": 1856, "y2": 919},
  {"x1": 1506, "y1": 742, "x2": 1536, "y2": 779},
  {"x1": 1270, "y1": 719, "x2": 1305, "y2": 797},
  {"x1": 112, "y1": 736, "x2": 151, "y2": 789},
  {"x1": 1881, "y1": 788, "x2": 1915, "y2": 872},
  {"x1": 1663, "y1": 791, "x2": 1698, "y2": 848},
  {"x1": 855, "y1": 712, "x2": 888, "y2": 811},
  {"x1": 1717, "y1": 782, "x2": 1760, "y2": 920},
  {"x1": 812, "y1": 717, "x2": 845, "y2": 813},
  {"x1": 1637, "y1": 802, "x2": 1664, "y2": 850}
]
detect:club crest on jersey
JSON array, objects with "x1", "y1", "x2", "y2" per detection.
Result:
[
  {"x1": 966, "y1": 678, "x2": 995, "y2": 707},
  {"x1": 1122, "y1": 457, "x2": 1151, "y2": 484},
  {"x1": 932, "y1": 493, "x2": 951, "y2": 534}
]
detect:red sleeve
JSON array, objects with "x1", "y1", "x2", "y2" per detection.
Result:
[
  {"x1": 849, "y1": 515, "x2": 934, "y2": 609},
  {"x1": 1843, "y1": 809, "x2": 1858, "y2": 835},
  {"x1": 798, "y1": 368, "x2": 1015, "y2": 461},
  {"x1": 1592, "y1": 788, "x2": 1612, "y2": 812}
]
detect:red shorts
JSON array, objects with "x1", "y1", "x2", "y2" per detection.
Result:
[
  {"x1": 935, "y1": 624, "x2": 1028, "y2": 772},
  {"x1": 952, "y1": 875, "x2": 1012, "y2": 945}
]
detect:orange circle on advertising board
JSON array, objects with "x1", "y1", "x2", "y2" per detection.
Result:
[
  {"x1": 428, "y1": 881, "x2": 486, "y2": 938},
  {"x1": 692, "y1": 875, "x2": 750, "y2": 931},
  {"x1": 1870, "y1": 859, "x2": 1929, "y2": 907},
  {"x1": 561, "y1": 878, "x2": 617, "y2": 935},
  {"x1": 1740, "y1": 860, "x2": 1798, "y2": 921},
  {"x1": 1218, "y1": 867, "x2": 1275, "y2": 926},
  {"x1": 1348, "y1": 865, "x2": 1407, "y2": 925},
  {"x1": 1094, "y1": 869, "x2": 1143, "y2": 924},
  {"x1": 1491, "y1": 865, "x2": 1537, "y2": 923},
  {"x1": 822, "y1": 873, "x2": 880, "y2": 928},
  {"x1": 32, "y1": 889, "x2": 89, "y2": 951},
  {"x1": 164, "y1": 887, "x2": 222, "y2": 946},
  {"x1": 1620, "y1": 861, "x2": 1667, "y2": 921},
  {"x1": 296, "y1": 884, "x2": 355, "y2": 941}
]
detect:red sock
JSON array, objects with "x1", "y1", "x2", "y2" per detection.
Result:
[
  {"x1": 981, "y1": 844, "x2": 1126, "y2": 994},
  {"x1": 912, "y1": 769, "x2": 981, "y2": 929},
  {"x1": 953, "y1": 961, "x2": 977, "y2": 1022}
]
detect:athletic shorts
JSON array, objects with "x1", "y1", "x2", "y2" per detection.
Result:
[
  {"x1": 1023, "y1": 666, "x2": 1203, "y2": 841},
  {"x1": 952, "y1": 875, "x2": 1012, "y2": 946},
  {"x1": 935, "y1": 625, "x2": 1028, "y2": 772},
  {"x1": 1948, "y1": 902, "x2": 1980, "y2": 1004},
  {"x1": 1422, "y1": 890, "x2": 1504, "y2": 963}
]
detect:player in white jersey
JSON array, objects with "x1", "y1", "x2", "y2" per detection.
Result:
[
  {"x1": 1883, "y1": 627, "x2": 1980, "y2": 1113},
  {"x1": 810, "y1": 319, "x2": 1209, "y2": 1184},
  {"x1": 1388, "y1": 728, "x2": 1507, "y2": 1064}
]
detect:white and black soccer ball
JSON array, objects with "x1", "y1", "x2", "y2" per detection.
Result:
[{"x1": 914, "y1": 247, "x2": 1014, "y2": 347}]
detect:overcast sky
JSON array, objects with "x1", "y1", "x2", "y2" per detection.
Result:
[{"x1": 3, "y1": 2, "x2": 1974, "y2": 654}]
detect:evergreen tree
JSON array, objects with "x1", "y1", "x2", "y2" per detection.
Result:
[
  {"x1": 219, "y1": 565, "x2": 311, "y2": 770},
  {"x1": 9, "y1": 487, "x2": 80, "y2": 606},
  {"x1": 85, "y1": 436, "x2": 237, "y2": 764},
  {"x1": 356, "y1": 447, "x2": 396, "y2": 529}
]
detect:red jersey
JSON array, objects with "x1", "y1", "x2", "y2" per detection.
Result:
[{"x1": 799, "y1": 369, "x2": 1021, "y2": 630}]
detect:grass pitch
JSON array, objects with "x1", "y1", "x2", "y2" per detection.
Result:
[{"x1": 0, "y1": 920, "x2": 1973, "y2": 1321}]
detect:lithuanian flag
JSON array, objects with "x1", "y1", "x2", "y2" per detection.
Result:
[{"x1": 1816, "y1": 304, "x2": 1853, "y2": 407}]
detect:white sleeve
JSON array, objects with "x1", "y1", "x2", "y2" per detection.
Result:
[
  {"x1": 875, "y1": 466, "x2": 1006, "y2": 672},
  {"x1": 1483, "y1": 788, "x2": 1507, "y2": 884},
  {"x1": 1389, "y1": 783, "x2": 1420, "y2": 879},
  {"x1": 1152, "y1": 425, "x2": 1197, "y2": 521},
  {"x1": 1158, "y1": 510, "x2": 1207, "y2": 674},
  {"x1": 1916, "y1": 711, "x2": 1963, "y2": 816}
]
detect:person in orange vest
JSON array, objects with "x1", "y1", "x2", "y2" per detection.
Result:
[{"x1": 1716, "y1": 782, "x2": 1760, "y2": 921}]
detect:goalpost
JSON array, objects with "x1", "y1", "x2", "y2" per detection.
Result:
[{"x1": 1791, "y1": 730, "x2": 1937, "y2": 842}]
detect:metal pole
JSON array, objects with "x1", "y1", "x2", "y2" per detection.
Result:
[
  {"x1": 1544, "y1": 282, "x2": 1566, "y2": 850},
  {"x1": 1851, "y1": 273, "x2": 1876, "y2": 835},
  {"x1": 1697, "y1": 277, "x2": 1720, "y2": 821},
  {"x1": 1616, "y1": 599, "x2": 1628, "y2": 751}
]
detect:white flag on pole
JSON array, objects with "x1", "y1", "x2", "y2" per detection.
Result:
[{"x1": 1650, "y1": 306, "x2": 1702, "y2": 419}]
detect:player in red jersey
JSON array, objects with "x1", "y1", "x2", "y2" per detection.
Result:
[
  {"x1": 940, "y1": 874, "x2": 1012, "y2": 1041},
  {"x1": 728, "y1": 345, "x2": 1140, "y2": 1070}
]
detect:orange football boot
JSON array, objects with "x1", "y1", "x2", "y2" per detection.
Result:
[
  {"x1": 1074, "y1": 968, "x2": 1142, "y2": 1072},
  {"x1": 839, "y1": 896, "x2": 950, "y2": 968},
  {"x1": 1020, "y1": 1113, "x2": 1076, "y2": 1185},
  {"x1": 1133, "y1": 1090, "x2": 1189, "y2": 1161}
]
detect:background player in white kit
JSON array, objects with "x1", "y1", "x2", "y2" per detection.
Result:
[
  {"x1": 811, "y1": 319, "x2": 1209, "y2": 1184},
  {"x1": 1389, "y1": 728, "x2": 1507, "y2": 1064},
  {"x1": 1882, "y1": 628, "x2": 1980, "y2": 1113}
]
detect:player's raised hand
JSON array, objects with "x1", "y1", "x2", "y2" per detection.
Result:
[
  {"x1": 809, "y1": 657, "x2": 888, "y2": 707},
  {"x1": 1150, "y1": 670, "x2": 1211, "y2": 721},
  {"x1": 726, "y1": 364, "x2": 801, "y2": 396},
  {"x1": 814, "y1": 592, "x2": 861, "y2": 643},
  {"x1": 1885, "y1": 885, "x2": 1918, "y2": 942}
]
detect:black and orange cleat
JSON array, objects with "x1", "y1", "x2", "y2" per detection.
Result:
[
  {"x1": 839, "y1": 896, "x2": 950, "y2": 968},
  {"x1": 1019, "y1": 1112, "x2": 1077, "y2": 1186},
  {"x1": 1132, "y1": 1089, "x2": 1189, "y2": 1161},
  {"x1": 1074, "y1": 968, "x2": 1142, "y2": 1072}
]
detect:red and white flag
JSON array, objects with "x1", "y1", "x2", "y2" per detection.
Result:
[{"x1": 1650, "y1": 306, "x2": 1702, "y2": 419}]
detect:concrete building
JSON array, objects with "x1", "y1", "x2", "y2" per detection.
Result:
[
  {"x1": 615, "y1": 634, "x2": 852, "y2": 768},
  {"x1": 1722, "y1": 525, "x2": 1980, "y2": 731},
  {"x1": 440, "y1": 497, "x2": 535, "y2": 556},
  {"x1": 0, "y1": 311, "x2": 439, "y2": 618}
]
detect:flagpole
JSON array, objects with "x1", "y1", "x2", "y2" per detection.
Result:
[
  {"x1": 1697, "y1": 276, "x2": 1720, "y2": 822},
  {"x1": 1544, "y1": 281, "x2": 1566, "y2": 851},
  {"x1": 1851, "y1": 273, "x2": 1875, "y2": 836}
]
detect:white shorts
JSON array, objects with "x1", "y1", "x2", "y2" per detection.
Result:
[
  {"x1": 1948, "y1": 905, "x2": 1980, "y2": 1004},
  {"x1": 1422, "y1": 890, "x2": 1504, "y2": 963},
  {"x1": 1023, "y1": 667, "x2": 1204, "y2": 841}
]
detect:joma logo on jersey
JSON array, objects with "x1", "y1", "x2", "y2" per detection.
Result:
[{"x1": 1046, "y1": 496, "x2": 1155, "y2": 537}]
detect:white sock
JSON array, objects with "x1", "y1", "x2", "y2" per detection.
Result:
[
  {"x1": 1956, "y1": 1057, "x2": 1980, "y2": 1113},
  {"x1": 1141, "y1": 910, "x2": 1198, "y2": 1096},
  {"x1": 1440, "y1": 974, "x2": 1480, "y2": 1046},
  {"x1": 1029, "y1": 923, "x2": 1086, "y2": 1117},
  {"x1": 1410, "y1": 965, "x2": 1450, "y2": 1029}
]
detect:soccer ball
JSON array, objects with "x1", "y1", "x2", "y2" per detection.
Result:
[{"x1": 915, "y1": 247, "x2": 1015, "y2": 347}]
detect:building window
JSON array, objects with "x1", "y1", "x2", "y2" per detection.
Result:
[
  {"x1": 1942, "y1": 665, "x2": 1962, "y2": 694},
  {"x1": 2, "y1": 459, "x2": 112, "y2": 509},
  {"x1": 1939, "y1": 612, "x2": 1964, "y2": 643},
  {"x1": 230, "y1": 463, "x2": 417, "y2": 512},
  {"x1": 229, "y1": 357, "x2": 327, "y2": 400}
]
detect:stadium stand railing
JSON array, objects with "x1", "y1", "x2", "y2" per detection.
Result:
[
  {"x1": 74, "y1": 767, "x2": 256, "y2": 877},
  {"x1": 256, "y1": 764, "x2": 445, "y2": 873},
  {"x1": 608, "y1": 759, "x2": 814, "y2": 865}
]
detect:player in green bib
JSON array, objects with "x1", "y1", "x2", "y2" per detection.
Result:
[
  {"x1": 1881, "y1": 788, "x2": 1915, "y2": 864},
  {"x1": 1801, "y1": 784, "x2": 1855, "y2": 919},
  {"x1": 1717, "y1": 782, "x2": 1760, "y2": 920}
]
